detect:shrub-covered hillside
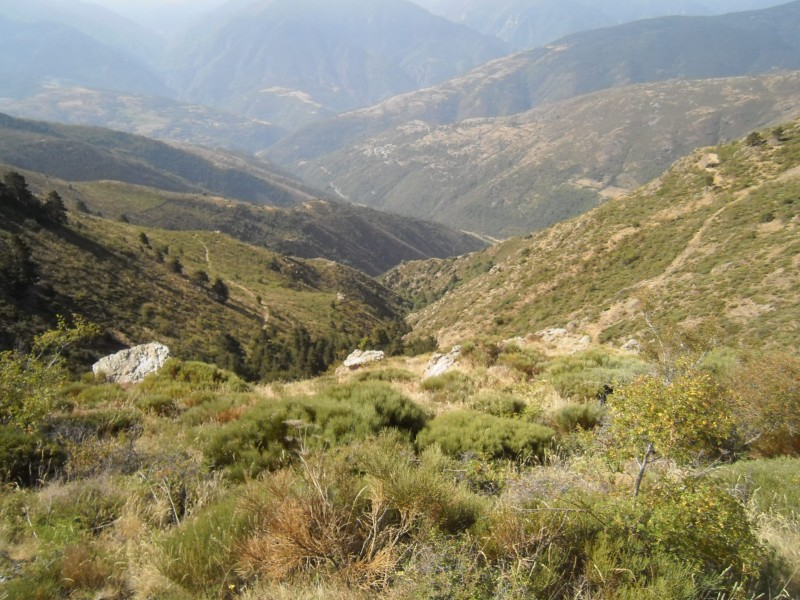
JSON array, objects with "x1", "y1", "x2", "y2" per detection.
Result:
[
  {"x1": 387, "y1": 118, "x2": 800, "y2": 350},
  {"x1": 1, "y1": 316, "x2": 799, "y2": 599},
  {"x1": 0, "y1": 171, "x2": 408, "y2": 380}
]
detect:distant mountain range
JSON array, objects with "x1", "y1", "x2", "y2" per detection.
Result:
[
  {"x1": 413, "y1": 0, "x2": 790, "y2": 49},
  {"x1": 273, "y1": 72, "x2": 800, "y2": 236},
  {"x1": 0, "y1": 113, "x2": 484, "y2": 275}
]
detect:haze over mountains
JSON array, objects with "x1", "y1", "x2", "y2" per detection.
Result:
[{"x1": 2, "y1": 0, "x2": 800, "y2": 263}]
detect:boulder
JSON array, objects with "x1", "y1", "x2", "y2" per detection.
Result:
[
  {"x1": 93, "y1": 343, "x2": 171, "y2": 383},
  {"x1": 424, "y1": 345, "x2": 461, "y2": 379},
  {"x1": 621, "y1": 338, "x2": 642, "y2": 353},
  {"x1": 341, "y1": 349, "x2": 385, "y2": 370}
]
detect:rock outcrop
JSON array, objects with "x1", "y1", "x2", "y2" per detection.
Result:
[
  {"x1": 93, "y1": 343, "x2": 171, "y2": 383},
  {"x1": 340, "y1": 349, "x2": 385, "y2": 372},
  {"x1": 424, "y1": 345, "x2": 461, "y2": 379}
]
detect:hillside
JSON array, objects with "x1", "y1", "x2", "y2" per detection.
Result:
[
  {"x1": 0, "y1": 17, "x2": 166, "y2": 99},
  {"x1": 0, "y1": 113, "x2": 308, "y2": 206},
  {"x1": 279, "y1": 72, "x2": 800, "y2": 236},
  {"x1": 0, "y1": 180, "x2": 406, "y2": 374},
  {"x1": 166, "y1": 0, "x2": 509, "y2": 129},
  {"x1": 6, "y1": 169, "x2": 483, "y2": 277},
  {"x1": 269, "y1": 1, "x2": 800, "y2": 166},
  {"x1": 414, "y1": 0, "x2": 788, "y2": 50},
  {"x1": 385, "y1": 118, "x2": 800, "y2": 349},
  {"x1": 0, "y1": 85, "x2": 287, "y2": 154}
]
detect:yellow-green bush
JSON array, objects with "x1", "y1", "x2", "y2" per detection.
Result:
[{"x1": 416, "y1": 410, "x2": 555, "y2": 461}]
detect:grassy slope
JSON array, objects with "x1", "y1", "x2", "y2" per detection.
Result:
[
  {"x1": 386, "y1": 119, "x2": 800, "y2": 350},
  {"x1": 0, "y1": 209, "x2": 404, "y2": 360}
]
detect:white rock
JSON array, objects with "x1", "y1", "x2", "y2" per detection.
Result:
[
  {"x1": 93, "y1": 343, "x2": 171, "y2": 383},
  {"x1": 342, "y1": 349, "x2": 385, "y2": 370},
  {"x1": 621, "y1": 338, "x2": 642, "y2": 353},
  {"x1": 424, "y1": 345, "x2": 461, "y2": 379}
]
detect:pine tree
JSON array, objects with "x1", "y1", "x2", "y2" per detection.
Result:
[
  {"x1": 41, "y1": 191, "x2": 67, "y2": 226},
  {"x1": 211, "y1": 278, "x2": 229, "y2": 303}
]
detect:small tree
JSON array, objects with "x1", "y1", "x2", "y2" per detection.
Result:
[
  {"x1": 0, "y1": 315, "x2": 100, "y2": 431},
  {"x1": 41, "y1": 191, "x2": 67, "y2": 226},
  {"x1": 168, "y1": 257, "x2": 183, "y2": 275},
  {"x1": 211, "y1": 277, "x2": 229, "y2": 304},
  {"x1": 190, "y1": 269, "x2": 210, "y2": 287}
]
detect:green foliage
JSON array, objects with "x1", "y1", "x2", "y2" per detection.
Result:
[
  {"x1": 0, "y1": 315, "x2": 100, "y2": 431},
  {"x1": 0, "y1": 425, "x2": 66, "y2": 486},
  {"x1": 417, "y1": 410, "x2": 555, "y2": 461},
  {"x1": 549, "y1": 403, "x2": 605, "y2": 432},
  {"x1": 646, "y1": 478, "x2": 762, "y2": 578},
  {"x1": 135, "y1": 394, "x2": 179, "y2": 417},
  {"x1": 420, "y1": 371, "x2": 475, "y2": 404},
  {"x1": 159, "y1": 494, "x2": 251, "y2": 594},
  {"x1": 139, "y1": 359, "x2": 249, "y2": 395},
  {"x1": 546, "y1": 349, "x2": 648, "y2": 401},
  {"x1": 730, "y1": 351, "x2": 800, "y2": 457},
  {"x1": 606, "y1": 370, "x2": 738, "y2": 466},
  {"x1": 467, "y1": 390, "x2": 527, "y2": 418},
  {"x1": 205, "y1": 382, "x2": 428, "y2": 480}
]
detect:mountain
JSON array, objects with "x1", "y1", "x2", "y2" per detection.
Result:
[
  {"x1": 0, "y1": 182, "x2": 406, "y2": 368},
  {"x1": 0, "y1": 112, "x2": 319, "y2": 206},
  {"x1": 276, "y1": 72, "x2": 800, "y2": 237},
  {"x1": 384, "y1": 118, "x2": 800, "y2": 350},
  {"x1": 0, "y1": 18, "x2": 167, "y2": 99},
  {"x1": 0, "y1": 85, "x2": 286, "y2": 155},
  {"x1": 413, "y1": 0, "x2": 789, "y2": 50},
  {"x1": 166, "y1": 0, "x2": 510, "y2": 130},
  {"x1": 0, "y1": 0, "x2": 165, "y2": 64},
  {"x1": 269, "y1": 1, "x2": 800, "y2": 166},
  {"x1": 0, "y1": 114, "x2": 484, "y2": 274},
  {"x1": 45, "y1": 178, "x2": 486, "y2": 276}
]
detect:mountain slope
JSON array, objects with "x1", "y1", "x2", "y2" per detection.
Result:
[
  {"x1": 0, "y1": 0, "x2": 165, "y2": 64},
  {"x1": 280, "y1": 72, "x2": 800, "y2": 236},
  {"x1": 0, "y1": 112, "x2": 318, "y2": 206},
  {"x1": 0, "y1": 85, "x2": 286, "y2": 154},
  {"x1": 385, "y1": 119, "x2": 800, "y2": 350},
  {"x1": 10, "y1": 168, "x2": 485, "y2": 277},
  {"x1": 414, "y1": 0, "x2": 788, "y2": 50},
  {"x1": 167, "y1": 0, "x2": 509, "y2": 129},
  {"x1": 0, "y1": 18, "x2": 167, "y2": 99},
  {"x1": 0, "y1": 190, "x2": 405, "y2": 368},
  {"x1": 269, "y1": 1, "x2": 800, "y2": 165}
]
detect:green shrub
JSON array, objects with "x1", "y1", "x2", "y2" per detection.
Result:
[
  {"x1": 358, "y1": 439, "x2": 486, "y2": 533},
  {"x1": 417, "y1": 410, "x2": 555, "y2": 461},
  {"x1": 159, "y1": 494, "x2": 251, "y2": 594},
  {"x1": 140, "y1": 359, "x2": 249, "y2": 395},
  {"x1": 353, "y1": 367, "x2": 415, "y2": 382},
  {"x1": 136, "y1": 394, "x2": 179, "y2": 417},
  {"x1": 549, "y1": 403, "x2": 605, "y2": 432},
  {"x1": 205, "y1": 382, "x2": 428, "y2": 480},
  {"x1": 468, "y1": 391, "x2": 526, "y2": 418},
  {"x1": 420, "y1": 371, "x2": 475, "y2": 403},
  {"x1": 546, "y1": 349, "x2": 648, "y2": 401},
  {"x1": 496, "y1": 346, "x2": 547, "y2": 379},
  {"x1": 43, "y1": 409, "x2": 142, "y2": 441},
  {"x1": 0, "y1": 425, "x2": 66, "y2": 486}
]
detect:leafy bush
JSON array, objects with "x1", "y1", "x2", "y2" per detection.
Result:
[
  {"x1": 606, "y1": 370, "x2": 738, "y2": 466},
  {"x1": 546, "y1": 349, "x2": 648, "y2": 401},
  {"x1": 729, "y1": 351, "x2": 800, "y2": 457},
  {"x1": 496, "y1": 345, "x2": 547, "y2": 379},
  {"x1": 352, "y1": 367, "x2": 415, "y2": 382},
  {"x1": 467, "y1": 391, "x2": 526, "y2": 418},
  {"x1": 549, "y1": 403, "x2": 605, "y2": 432},
  {"x1": 136, "y1": 394, "x2": 179, "y2": 417},
  {"x1": 420, "y1": 371, "x2": 475, "y2": 404},
  {"x1": 416, "y1": 410, "x2": 555, "y2": 461},
  {"x1": 0, "y1": 425, "x2": 66, "y2": 486},
  {"x1": 205, "y1": 382, "x2": 428, "y2": 480}
]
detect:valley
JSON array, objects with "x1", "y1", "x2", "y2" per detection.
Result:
[{"x1": 0, "y1": 1, "x2": 799, "y2": 599}]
